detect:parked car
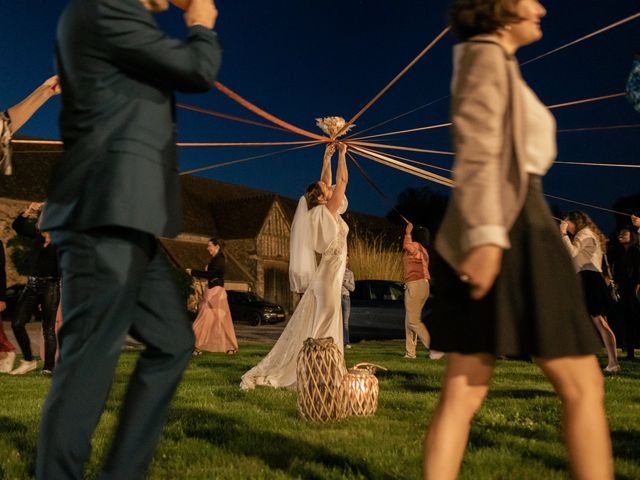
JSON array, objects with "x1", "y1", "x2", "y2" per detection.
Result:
[
  {"x1": 226, "y1": 290, "x2": 286, "y2": 326},
  {"x1": 349, "y1": 279, "x2": 431, "y2": 341}
]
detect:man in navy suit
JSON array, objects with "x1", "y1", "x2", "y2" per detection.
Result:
[{"x1": 38, "y1": 1, "x2": 222, "y2": 478}]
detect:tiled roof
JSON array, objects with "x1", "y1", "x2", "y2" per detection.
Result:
[
  {"x1": 159, "y1": 238, "x2": 254, "y2": 283},
  {"x1": 2, "y1": 141, "x2": 400, "y2": 240},
  {"x1": 210, "y1": 194, "x2": 278, "y2": 239}
]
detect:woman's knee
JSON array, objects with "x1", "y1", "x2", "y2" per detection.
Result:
[
  {"x1": 557, "y1": 371, "x2": 605, "y2": 406},
  {"x1": 441, "y1": 384, "x2": 489, "y2": 418}
]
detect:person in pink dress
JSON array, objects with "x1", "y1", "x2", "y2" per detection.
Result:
[{"x1": 187, "y1": 238, "x2": 238, "y2": 355}]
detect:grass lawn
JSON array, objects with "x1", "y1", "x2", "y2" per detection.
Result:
[{"x1": 1, "y1": 341, "x2": 639, "y2": 479}]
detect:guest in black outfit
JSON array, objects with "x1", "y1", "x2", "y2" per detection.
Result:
[
  {"x1": 9, "y1": 202, "x2": 60, "y2": 375},
  {"x1": 187, "y1": 238, "x2": 238, "y2": 354},
  {"x1": 608, "y1": 226, "x2": 640, "y2": 360}
]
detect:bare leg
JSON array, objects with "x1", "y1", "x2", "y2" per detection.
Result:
[
  {"x1": 534, "y1": 355, "x2": 613, "y2": 480},
  {"x1": 423, "y1": 353, "x2": 495, "y2": 480},
  {"x1": 592, "y1": 315, "x2": 618, "y2": 368}
]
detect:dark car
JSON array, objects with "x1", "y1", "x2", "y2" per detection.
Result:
[
  {"x1": 349, "y1": 279, "x2": 431, "y2": 341},
  {"x1": 227, "y1": 290, "x2": 286, "y2": 326}
]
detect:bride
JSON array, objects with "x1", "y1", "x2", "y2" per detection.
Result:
[{"x1": 240, "y1": 142, "x2": 349, "y2": 390}]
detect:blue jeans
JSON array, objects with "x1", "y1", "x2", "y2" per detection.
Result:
[{"x1": 341, "y1": 295, "x2": 351, "y2": 345}]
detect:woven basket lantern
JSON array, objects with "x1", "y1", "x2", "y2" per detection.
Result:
[
  {"x1": 340, "y1": 363, "x2": 387, "y2": 417},
  {"x1": 296, "y1": 337, "x2": 346, "y2": 422}
]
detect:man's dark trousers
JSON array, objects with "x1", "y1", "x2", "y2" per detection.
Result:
[{"x1": 37, "y1": 228, "x2": 194, "y2": 479}]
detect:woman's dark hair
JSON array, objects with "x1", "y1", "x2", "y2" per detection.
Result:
[
  {"x1": 618, "y1": 226, "x2": 640, "y2": 247},
  {"x1": 412, "y1": 226, "x2": 431, "y2": 250},
  {"x1": 304, "y1": 182, "x2": 324, "y2": 209},
  {"x1": 449, "y1": 0, "x2": 521, "y2": 41}
]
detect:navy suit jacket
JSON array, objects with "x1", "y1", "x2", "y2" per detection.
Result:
[{"x1": 41, "y1": 0, "x2": 222, "y2": 237}]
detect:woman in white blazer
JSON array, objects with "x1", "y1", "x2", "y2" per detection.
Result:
[{"x1": 424, "y1": 1, "x2": 613, "y2": 479}]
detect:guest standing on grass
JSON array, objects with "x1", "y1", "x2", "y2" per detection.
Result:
[
  {"x1": 424, "y1": 1, "x2": 613, "y2": 479},
  {"x1": 187, "y1": 238, "x2": 238, "y2": 355},
  {"x1": 608, "y1": 226, "x2": 640, "y2": 361},
  {"x1": 560, "y1": 210, "x2": 619, "y2": 373},
  {"x1": 36, "y1": 0, "x2": 222, "y2": 478},
  {"x1": 341, "y1": 255, "x2": 355, "y2": 349},
  {"x1": 402, "y1": 222, "x2": 441, "y2": 360},
  {"x1": 9, "y1": 203, "x2": 60, "y2": 376}
]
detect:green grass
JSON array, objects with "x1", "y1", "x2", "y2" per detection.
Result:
[{"x1": 1, "y1": 342, "x2": 639, "y2": 479}]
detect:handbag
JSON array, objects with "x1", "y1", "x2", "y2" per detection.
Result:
[
  {"x1": 603, "y1": 254, "x2": 620, "y2": 304},
  {"x1": 608, "y1": 281, "x2": 621, "y2": 304}
]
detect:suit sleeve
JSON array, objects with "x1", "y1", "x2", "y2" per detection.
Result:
[
  {"x1": 97, "y1": 0, "x2": 222, "y2": 93},
  {"x1": 451, "y1": 44, "x2": 510, "y2": 251}
]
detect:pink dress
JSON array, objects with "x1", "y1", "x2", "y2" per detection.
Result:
[
  {"x1": 192, "y1": 286, "x2": 238, "y2": 353},
  {"x1": 0, "y1": 314, "x2": 15, "y2": 352}
]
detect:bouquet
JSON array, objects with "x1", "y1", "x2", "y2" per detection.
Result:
[{"x1": 316, "y1": 116, "x2": 354, "y2": 138}]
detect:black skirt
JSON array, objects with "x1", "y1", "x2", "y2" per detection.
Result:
[
  {"x1": 579, "y1": 270, "x2": 609, "y2": 317},
  {"x1": 429, "y1": 176, "x2": 601, "y2": 358}
]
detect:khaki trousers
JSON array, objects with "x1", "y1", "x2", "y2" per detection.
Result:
[{"x1": 404, "y1": 278, "x2": 431, "y2": 357}]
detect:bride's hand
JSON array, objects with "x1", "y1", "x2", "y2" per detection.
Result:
[{"x1": 324, "y1": 143, "x2": 336, "y2": 157}]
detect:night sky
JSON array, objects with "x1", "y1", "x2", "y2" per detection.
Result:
[{"x1": 1, "y1": 1, "x2": 638, "y2": 233}]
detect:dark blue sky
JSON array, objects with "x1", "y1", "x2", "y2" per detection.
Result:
[{"x1": 1, "y1": 1, "x2": 638, "y2": 232}]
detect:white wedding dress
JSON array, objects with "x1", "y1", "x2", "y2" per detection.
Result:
[{"x1": 240, "y1": 201, "x2": 348, "y2": 390}]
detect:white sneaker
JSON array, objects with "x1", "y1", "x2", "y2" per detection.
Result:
[
  {"x1": 429, "y1": 350, "x2": 445, "y2": 360},
  {"x1": 9, "y1": 359, "x2": 37, "y2": 375},
  {"x1": 0, "y1": 352, "x2": 16, "y2": 373}
]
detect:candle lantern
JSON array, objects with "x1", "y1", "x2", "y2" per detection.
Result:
[
  {"x1": 340, "y1": 363, "x2": 387, "y2": 417},
  {"x1": 296, "y1": 337, "x2": 346, "y2": 422}
]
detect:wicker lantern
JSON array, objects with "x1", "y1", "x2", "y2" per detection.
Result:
[
  {"x1": 296, "y1": 337, "x2": 347, "y2": 422},
  {"x1": 340, "y1": 363, "x2": 387, "y2": 417}
]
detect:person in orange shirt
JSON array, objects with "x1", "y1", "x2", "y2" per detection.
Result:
[{"x1": 403, "y1": 223, "x2": 442, "y2": 360}]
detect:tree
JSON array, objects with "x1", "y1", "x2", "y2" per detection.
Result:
[
  {"x1": 387, "y1": 186, "x2": 449, "y2": 239},
  {"x1": 612, "y1": 193, "x2": 640, "y2": 232}
]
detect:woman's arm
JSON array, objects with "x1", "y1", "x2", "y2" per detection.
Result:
[
  {"x1": 191, "y1": 255, "x2": 224, "y2": 280},
  {"x1": 7, "y1": 76, "x2": 60, "y2": 134},
  {"x1": 12, "y1": 203, "x2": 43, "y2": 238},
  {"x1": 562, "y1": 229, "x2": 596, "y2": 259},
  {"x1": 321, "y1": 143, "x2": 334, "y2": 187},
  {"x1": 453, "y1": 43, "x2": 510, "y2": 299},
  {"x1": 403, "y1": 222, "x2": 419, "y2": 254},
  {"x1": 326, "y1": 143, "x2": 348, "y2": 215}
]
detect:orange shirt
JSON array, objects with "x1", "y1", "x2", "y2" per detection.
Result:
[{"x1": 403, "y1": 235, "x2": 430, "y2": 282}]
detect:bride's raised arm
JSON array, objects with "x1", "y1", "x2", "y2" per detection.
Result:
[
  {"x1": 320, "y1": 143, "x2": 334, "y2": 188},
  {"x1": 326, "y1": 143, "x2": 348, "y2": 215}
]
